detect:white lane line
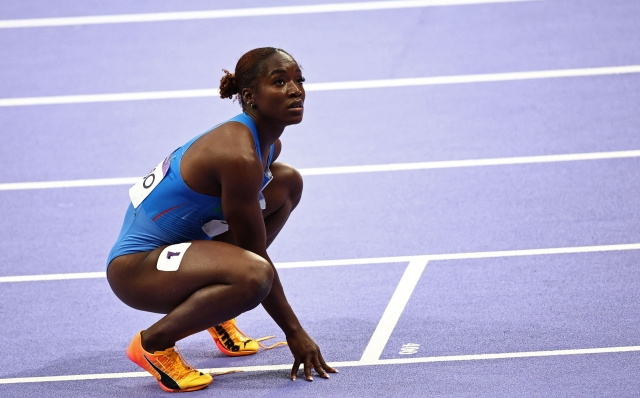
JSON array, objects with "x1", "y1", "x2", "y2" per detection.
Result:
[
  {"x1": 0, "y1": 177, "x2": 138, "y2": 191},
  {"x1": 0, "y1": 272, "x2": 106, "y2": 283},
  {"x1": 298, "y1": 150, "x2": 640, "y2": 176},
  {"x1": 0, "y1": 0, "x2": 533, "y2": 29},
  {"x1": 1, "y1": 345, "x2": 638, "y2": 384},
  {"x1": 0, "y1": 89, "x2": 218, "y2": 107},
  {"x1": 3, "y1": 242, "x2": 639, "y2": 283},
  {"x1": 278, "y1": 242, "x2": 640, "y2": 267},
  {"x1": 360, "y1": 258, "x2": 429, "y2": 362},
  {"x1": 307, "y1": 65, "x2": 640, "y2": 91},
  {"x1": 2, "y1": 149, "x2": 640, "y2": 192},
  {"x1": 2, "y1": 65, "x2": 639, "y2": 107}
]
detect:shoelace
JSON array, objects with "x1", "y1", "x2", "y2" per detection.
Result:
[
  {"x1": 210, "y1": 370, "x2": 243, "y2": 376},
  {"x1": 156, "y1": 347, "x2": 199, "y2": 380},
  {"x1": 223, "y1": 322, "x2": 287, "y2": 350}
]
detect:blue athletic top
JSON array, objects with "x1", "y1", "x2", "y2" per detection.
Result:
[{"x1": 107, "y1": 113, "x2": 274, "y2": 267}]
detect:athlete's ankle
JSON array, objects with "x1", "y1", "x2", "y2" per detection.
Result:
[{"x1": 140, "y1": 330, "x2": 174, "y2": 353}]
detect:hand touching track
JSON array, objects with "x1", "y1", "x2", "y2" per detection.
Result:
[{"x1": 287, "y1": 329, "x2": 338, "y2": 381}]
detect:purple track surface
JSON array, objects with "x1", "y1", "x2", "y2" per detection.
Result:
[{"x1": 1, "y1": 0, "x2": 640, "y2": 396}]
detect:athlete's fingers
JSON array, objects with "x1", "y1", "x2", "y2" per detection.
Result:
[
  {"x1": 291, "y1": 360, "x2": 301, "y2": 381},
  {"x1": 319, "y1": 352, "x2": 338, "y2": 373},
  {"x1": 304, "y1": 361, "x2": 313, "y2": 381},
  {"x1": 312, "y1": 359, "x2": 329, "y2": 379}
]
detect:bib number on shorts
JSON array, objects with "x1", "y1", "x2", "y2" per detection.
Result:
[
  {"x1": 157, "y1": 242, "x2": 191, "y2": 271},
  {"x1": 129, "y1": 156, "x2": 171, "y2": 209}
]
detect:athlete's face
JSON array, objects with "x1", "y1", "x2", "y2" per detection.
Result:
[{"x1": 251, "y1": 52, "x2": 305, "y2": 125}]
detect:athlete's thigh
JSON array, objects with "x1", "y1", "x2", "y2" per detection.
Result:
[{"x1": 107, "y1": 240, "x2": 266, "y2": 314}]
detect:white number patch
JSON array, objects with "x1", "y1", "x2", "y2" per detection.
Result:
[
  {"x1": 129, "y1": 157, "x2": 171, "y2": 208},
  {"x1": 157, "y1": 242, "x2": 192, "y2": 271}
]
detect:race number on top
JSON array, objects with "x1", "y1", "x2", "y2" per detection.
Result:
[{"x1": 129, "y1": 156, "x2": 171, "y2": 208}]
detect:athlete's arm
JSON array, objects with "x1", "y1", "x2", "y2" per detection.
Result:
[{"x1": 217, "y1": 141, "x2": 335, "y2": 381}]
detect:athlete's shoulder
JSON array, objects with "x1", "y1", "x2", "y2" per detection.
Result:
[
  {"x1": 212, "y1": 124, "x2": 258, "y2": 162},
  {"x1": 193, "y1": 115, "x2": 254, "y2": 155},
  {"x1": 191, "y1": 118, "x2": 261, "y2": 181}
]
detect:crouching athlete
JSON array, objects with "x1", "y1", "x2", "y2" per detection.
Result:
[{"x1": 106, "y1": 47, "x2": 336, "y2": 393}]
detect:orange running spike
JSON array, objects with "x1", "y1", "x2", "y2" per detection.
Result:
[
  {"x1": 207, "y1": 319, "x2": 287, "y2": 357},
  {"x1": 126, "y1": 331, "x2": 213, "y2": 392}
]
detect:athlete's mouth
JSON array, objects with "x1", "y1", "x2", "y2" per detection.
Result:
[{"x1": 287, "y1": 101, "x2": 304, "y2": 109}]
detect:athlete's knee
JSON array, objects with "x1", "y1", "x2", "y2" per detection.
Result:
[
  {"x1": 246, "y1": 258, "x2": 274, "y2": 292},
  {"x1": 287, "y1": 167, "x2": 303, "y2": 207},
  {"x1": 272, "y1": 163, "x2": 303, "y2": 207},
  {"x1": 240, "y1": 257, "x2": 274, "y2": 308}
]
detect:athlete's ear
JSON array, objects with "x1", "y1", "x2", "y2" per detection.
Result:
[{"x1": 241, "y1": 88, "x2": 254, "y2": 107}]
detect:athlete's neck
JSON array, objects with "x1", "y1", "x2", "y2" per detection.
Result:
[{"x1": 244, "y1": 111, "x2": 285, "y2": 156}]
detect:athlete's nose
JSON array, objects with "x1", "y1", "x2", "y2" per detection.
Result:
[{"x1": 287, "y1": 82, "x2": 302, "y2": 97}]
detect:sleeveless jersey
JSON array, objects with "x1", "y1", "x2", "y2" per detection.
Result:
[{"x1": 107, "y1": 113, "x2": 274, "y2": 267}]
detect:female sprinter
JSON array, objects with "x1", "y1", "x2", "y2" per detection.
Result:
[{"x1": 106, "y1": 47, "x2": 336, "y2": 393}]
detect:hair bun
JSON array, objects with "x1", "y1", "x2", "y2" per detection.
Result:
[{"x1": 219, "y1": 69, "x2": 239, "y2": 99}]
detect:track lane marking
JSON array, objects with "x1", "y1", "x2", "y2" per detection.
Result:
[
  {"x1": 1, "y1": 345, "x2": 638, "y2": 384},
  {"x1": 0, "y1": 177, "x2": 138, "y2": 191},
  {"x1": 2, "y1": 243, "x2": 639, "y2": 283},
  {"x1": 2, "y1": 149, "x2": 640, "y2": 191},
  {"x1": 0, "y1": 272, "x2": 107, "y2": 282},
  {"x1": 0, "y1": 0, "x2": 533, "y2": 29},
  {"x1": 360, "y1": 258, "x2": 429, "y2": 362},
  {"x1": 1, "y1": 65, "x2": 639, "y2": 107},
  {"x1": 299, "y1": 149, "x2": 640, "y2": 175}
]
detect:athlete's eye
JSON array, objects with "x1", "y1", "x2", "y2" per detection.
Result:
[
  {"x1": 297, "y1": 77, "x2": 305, "y2": 85},
  {"x1": 274, "y1": 78, "x2": 285, "y2": 85}
]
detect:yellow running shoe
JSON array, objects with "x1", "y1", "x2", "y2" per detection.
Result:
[
  {"x1": 207, "y1": 319, "x2": 287, "y2": 357},
  {"x1": 126, "y1": 331, "x2": 213, "y2": 393}
]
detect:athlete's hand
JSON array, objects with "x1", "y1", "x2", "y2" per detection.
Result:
[{"x1": 287, "y1": 329, "x2": 337, "y2": 381}]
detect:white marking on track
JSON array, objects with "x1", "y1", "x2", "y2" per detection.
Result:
[
  {"x1": 0, "y1": 177, "x2": 139, "y2": 191},
  {"x1": 361, "y1": 259, "x2": 429, "y2": 362},
  {"x1": 0, "y1": 272, "x2": 106, "y2": 283},
  {"x1": 2, "y1": 243, "x2": 640, "y2": 283},
  {"x1": 298, "y1": 150, "x2": 640, "y2": 175},
  {"x1": 1, "y1": 65, "x2": 639, "y2": 107},
  {"x1": 0, "y1": 0, "x2": 534, "y2": 29},
  {"x1": 0, "y1": 89, "x2": 217, "y2": 107},
  {"x1": 1, "y1": 149, "x2": 639, "y2": 191},
  {"x1": 0, "y1": 345, "x2": 637, "y2": 384},
  {"x1": 399, "y1": 343, "x2": 421, "y2": 355}
]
